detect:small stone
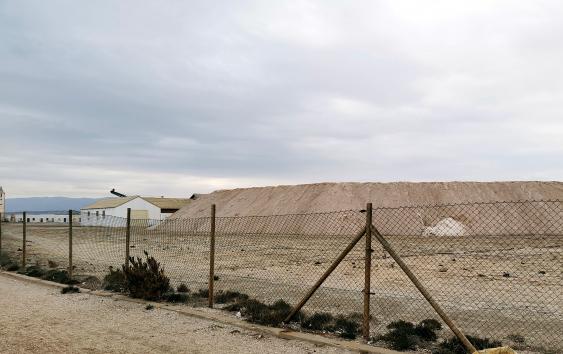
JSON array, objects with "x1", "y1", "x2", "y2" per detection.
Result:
[
  {"x1": 503, "y1": 272, "x2": 510, "y2": 278},
  {"x1": 438, "y1": 267, "x2": 448, "y2": 272},
  {"x1": 538, "y1": 271, "x2": 546, "y2": 275}
]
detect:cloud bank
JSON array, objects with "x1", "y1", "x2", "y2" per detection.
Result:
[{"x1": 1, "y1": 1, "x2": 562, "y2": 197}]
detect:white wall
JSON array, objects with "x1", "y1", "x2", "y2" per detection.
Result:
[
  {"x1": 9, "y1": 213, "x2": 80, "y2": 223},
  {"x1": 114, "y1": 197, "x2": 161, "y2": 219},
  {"x1": 0, "y1": 189, "x2": 5, "y2": 215},
  {"x1": 81, "y1": 197, "x2": 162, "y2": 227}
]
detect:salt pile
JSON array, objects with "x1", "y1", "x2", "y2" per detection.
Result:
[{"x1": 422, "y1": 218, "x2": 468, "y2": 237}]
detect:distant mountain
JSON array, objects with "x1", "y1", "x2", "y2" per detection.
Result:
[{"x1": 5, "y1": 197, "x2": 100, "y2": 212}]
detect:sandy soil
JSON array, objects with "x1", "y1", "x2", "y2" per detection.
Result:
[
  {"x1": 0, "y1": 274, "x2": 351, "y2": 354},
  {"x1": 1, "y1": 223, "x2": 561, "y2": 353}
]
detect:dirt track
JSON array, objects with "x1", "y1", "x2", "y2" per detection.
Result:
[{"x1": 0, "y1": 273, "x2": 351, "y2": 354}]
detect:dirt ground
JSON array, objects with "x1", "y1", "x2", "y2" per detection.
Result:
[
  {"x1": 0, "y1": 273, "x2": 352, "y2": 354},
  {"x1": 1, "y1": 223, "x2": 561, "y2": 353}
]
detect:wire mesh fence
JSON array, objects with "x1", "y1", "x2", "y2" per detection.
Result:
[
  {"x1": 0, "y1": 200, "x2": 561, "y2": 353},
  {"x1": 369, "y1": 200, "x2": 563, "y2": 352}
]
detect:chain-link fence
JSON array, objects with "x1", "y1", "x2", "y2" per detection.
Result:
[{"x1": 0, "y1": 200, "x2": 561, "y2": 353}]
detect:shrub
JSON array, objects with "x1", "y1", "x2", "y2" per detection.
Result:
[
  {"x1": 162, "y1": 292, "x2": 189, "y2": 303},
  {"x1": 415, "y1": 319, "x2": 442, "y2": 341},
  {"x1": 229, "y1": 298, "x2": 302, "y2": 327},
  {"x1": 22, "y1": 265, "x2": 47, "y2": 278},
  {"x1": 6, "y1": 262, "x2": 19, "y2": 271},
  {"x1": 435, "y1": 335, "x2": 502, "y2": 354},
  {"x1": 506, "y1": 334, "x2": 525, "y2": 344},
  {"x1": 303, "y1": 312, "x2": 335, "y2": 331},
  {"x1": 42, "y1": 269, "x2": 73, "y2": 284},
  {"x1": 334, "y1": 315, "x2": 360, "y2": 339},
  {"x1": 0, "y1": 252, "x2": 14, "y2": 267},
  {"x1": 215, "y1": 290, "x2": 249, "y2": 304},
  {"x1": 195, "y1": 288, "x2": 209, "y2": 298},
  {"x1": 177, "y1": 283, "x2": 190, "y2": 293},
  {"x1": 102, "y1": 267, "x2": 127, "y2": 292},
  {"x1": 122, "y1": 251, "x2": 170, "y2": 301},
  {"x1": 379, "y1": 319, "x2": 442, "y2": 351},
  {"x1": 61, "y1": 286, "x2": 80, "y2": 294}
]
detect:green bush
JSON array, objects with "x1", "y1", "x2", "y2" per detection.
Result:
[
  {"x1": 435, "y1": 335, "x2": 502, "y2": 354},
  {"x1": 415, "y1": 319, "x2": 442, "y2": 341},
  {"x1": 122, "y1": 251, "x2": 170, "y2": 301},
  {"x1": 177, "y1": 283, "x2": 190, "y2": 293},
  {"x1": 61, "y1": 286, "x2": 80, "y2": 294},
  {"x1": 334, "y1": 315, "x2": 360, "y2": 339},
  {"x1": 42, "y1": 269, "x2": 74, "y2": 284},
  {"x1": 102, "y1": 267, "x2": 127, "y2": 292},
  {"x1": 22, "y1": 265, "x2": 47, "y2": 278},
  {"x1": 162, "y1": 291, "x2": 189, "y2": 303},
  {"x1": 226, "y1": 298, "x2": 302, "y2": 327},
  {"x1": 0, "y1": 252, "x2": 15, "y2": 267},
  {"x1": 302, "y1": 312, "x2": 335, "y2": 331},
  {"x1": 215, "y1": 290, "x2": 249, "y2": 304},
  {"x1": 195, "y1": 288, "x2": 209, "y2": 298},
  {"x1": 378, "y1": 319, "x2": 442, "y2": 351}
]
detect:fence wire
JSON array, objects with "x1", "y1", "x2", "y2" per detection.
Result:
[
  {"x1": 0, "y1": 200, "x2": 561, "y2": 353},
  {"x1": 370, "y1": 200, "x2": 562, "y2": 353}
]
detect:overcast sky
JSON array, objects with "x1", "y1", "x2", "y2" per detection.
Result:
[{"x1": 1, "y1": 1, "x2": 562, "y2": 198}]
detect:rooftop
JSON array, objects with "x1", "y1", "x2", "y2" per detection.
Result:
[{"x1": 82, "y1": 196, "x2": 190, "y2": 210}]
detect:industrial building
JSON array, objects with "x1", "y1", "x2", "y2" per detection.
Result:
[{"x1": 80, "y1": 196, "x2": 190, "y2": 226}]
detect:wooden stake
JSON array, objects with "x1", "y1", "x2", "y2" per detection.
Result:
[
  {"x1": 22, "y1": 212, "x2": 26, "y2": 268},
  {"x1": 208, "y1": 204, "x2": 216, "y2": 308},
  {"x1": 125, "y1": 208, "x2": 131, "y2": 267},
  {"x1": 68, "y1": 210, "x2": 73, "y2": 280},
  {"x1": 363, "y1": 203, "x2": 373, "y2": 341}
]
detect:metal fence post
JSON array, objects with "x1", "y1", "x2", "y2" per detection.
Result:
[
  {"x1": 125, "y1": 208, "x2": 131, "y2": 267},
  {"x1": 68, "y1": 210, "x2": 73, "y2": 280},
  {"x1": 22, "y1": 211, "x2": 26, "y2": 268},
  {"x1": 208, "y1": 204, "x2": 216, "y2": 308},
  {"x1": 363, "y1": 203, "x2": 373, "y2": 341}
]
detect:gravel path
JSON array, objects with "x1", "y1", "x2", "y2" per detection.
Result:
[{"x1": 0, "y1": 274, "x2": 350, "y2": 354}]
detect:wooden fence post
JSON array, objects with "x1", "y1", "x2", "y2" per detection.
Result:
[
  {"x1": 125, "y1": 208, "x2": 131, "y2": 267},
  {"x1": 208, "y1": 204, "x2": 216, "y2": 308},
  {"x1": 68, "y1": 210, "x2": 73, "y2": 280},
  {"x1": 363, "y1": 203, "x2": 373, "y2": 341},
  {"x1": 22, "y1": 211, "x2": 26, "y2": 268}
]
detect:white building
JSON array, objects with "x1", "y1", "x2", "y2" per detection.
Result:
[
  {"x1": 0, "y1": 186, "x2": 5, "y2": 217},
  {"x1": 80, "y1": 196, "x2": 190, "y2": 226},
  {"x1": 9, "y1": 213, "x2": 81, "y2": 224}
]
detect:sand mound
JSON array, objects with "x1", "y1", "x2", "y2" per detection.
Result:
[{"x1": 172, "y1": 181, "x2": 563, "y2": 218}]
